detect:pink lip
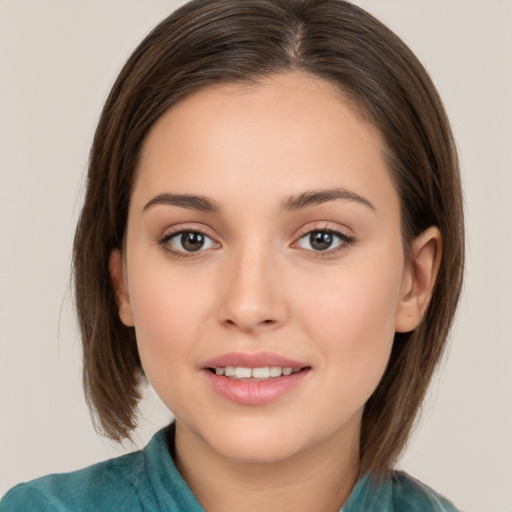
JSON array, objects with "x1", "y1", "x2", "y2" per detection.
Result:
[
  {"x1": 202, "y1": 351, "x2": 306, "y2": 370},
  {"x1": 201, "y1": 352, "x2": 310, "y2": 406}
]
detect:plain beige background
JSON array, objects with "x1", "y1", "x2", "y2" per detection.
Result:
[{"x1": 1, "y1": 1, "x2": 511, "y2": 510}]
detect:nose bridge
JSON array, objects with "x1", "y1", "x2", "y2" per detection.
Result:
[{"x1": 217, "y1": 236, "x2": 286, "y2": 332}]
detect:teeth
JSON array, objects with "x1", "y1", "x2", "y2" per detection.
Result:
[
  {"x1": 234, "y1": 367, "x2": 252, "y2": 379},
  {"x1": 252, "y1": 367, "x2": 270, "y2": 379},
  {"x1": 269, "y1": 366, "x2": 282, "y2": 377},
  {"x1": 213, "y1": 366, "x2": 298, "y2": 380}
]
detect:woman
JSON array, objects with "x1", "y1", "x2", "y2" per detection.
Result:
[{"x1": 1, "y1": 1, "x2": 465, "y2": 510}]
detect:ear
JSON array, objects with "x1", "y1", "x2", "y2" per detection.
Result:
[
  {"x1": 109, "y1": 249, "x2": 134, "y2": 327},
  {"x1": 395, "y1": 226, "x2": 442, "y2": 333}
]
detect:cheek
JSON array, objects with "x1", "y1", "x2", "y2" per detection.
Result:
[
  {"x1": 127, "y1": 259, "x2": 215, "y2": 390},
  {"x1": 300, "y1": 258, "x2": 400, "y2": 335},
  {"x1": 296, "y1": 255, "x2": 403, "y2": 391}
]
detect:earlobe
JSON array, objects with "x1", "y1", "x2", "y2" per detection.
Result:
[
  {"x1": 395, "y1": 226, "x2": 442, "y2": 333},
  {"x1": 109, "y1": 249, "x2": 134, "y2": 327}
]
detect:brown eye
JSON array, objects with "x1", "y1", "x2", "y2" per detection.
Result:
[
  {"x1": 296, "y1": 229, "x2": 353, "y2": 253},
  {"x1": 164, "y1": 230, "x2": 217, "y2": 253},
  {"x1": 181, "y1": 232, "x2": 206, "y2": 252},
  {"x1": 310, "y1": 231, "x2": 334, "y2": 251}
]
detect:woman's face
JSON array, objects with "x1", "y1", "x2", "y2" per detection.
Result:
[{"x1": 112, "y1": 72, "x2": 424, "y2": 464}]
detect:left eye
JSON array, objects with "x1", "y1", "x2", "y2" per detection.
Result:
[
  {"x1": 296, "y1": 230, "x2": 350, "y2": 252},
  {"x1": 165, "y1": 230, "x2": 217, "y2": 253}
]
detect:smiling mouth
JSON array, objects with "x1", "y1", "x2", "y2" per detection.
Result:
[
  {"x1": 203, "y1": 358, "x2": 311, "y2": 404},
  {"x1": 208, "y1": 366, "x2": 308, "y2": 380}
]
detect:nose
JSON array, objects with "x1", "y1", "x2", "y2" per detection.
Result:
[{"x1": 216, "y1": 244, "x2": 288, "y2": 333}]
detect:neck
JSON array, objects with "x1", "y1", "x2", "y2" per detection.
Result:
[{"x1": 173, "y1": 420, "x2": 361, "y2": 512}]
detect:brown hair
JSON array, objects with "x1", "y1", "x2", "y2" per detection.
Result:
[{"x1": 73, "y1": 0, "x2": 464, "y2": 475}]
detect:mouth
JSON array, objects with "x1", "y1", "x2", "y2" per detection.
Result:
[
  {"x1": 201, "y1": 352, "x2": 311, "y2": 405},
  {"x1": 207, "y1": 366, "x2": 306, "y2": 380}
]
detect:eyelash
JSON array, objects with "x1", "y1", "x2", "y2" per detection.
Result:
[{"x1": 157, "y1": 225, "x2": 355, "y2": 259}]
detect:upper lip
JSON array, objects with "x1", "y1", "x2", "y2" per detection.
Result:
[{"x1": 202, "y1": 351, "x2": 308, "y2": 370}]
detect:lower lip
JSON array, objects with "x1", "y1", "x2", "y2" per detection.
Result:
[{"x1": 203, "y1": 369, "x2": 310, "y2": 405}]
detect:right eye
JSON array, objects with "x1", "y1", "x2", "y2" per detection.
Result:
[{"x1": 161, "y1": 230, "x2": 218, "y2": 254}]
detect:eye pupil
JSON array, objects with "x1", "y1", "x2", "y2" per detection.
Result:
[
  {"x1": 181, "y1": 232, "x2": 205, "y2": 252},
  {"x1": 310, "y1": 231, "x2": 333, "y2": 251}
]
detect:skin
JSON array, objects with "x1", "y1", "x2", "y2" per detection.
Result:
[{"x1": 110, "y1": 72, "x2": 440, "y2": 512}]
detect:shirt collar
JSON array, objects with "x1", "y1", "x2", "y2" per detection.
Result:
[{"x1": 143, "y1": 425, "x2": 393, "y2": 512}]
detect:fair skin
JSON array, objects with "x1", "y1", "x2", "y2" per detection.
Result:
[{"x1": 110, "y1": 72, "x2": 440, "y2": 512}]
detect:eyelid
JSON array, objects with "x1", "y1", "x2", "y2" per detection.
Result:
[
  {"x1": 293, "y1": 221, "x2": 354, "y2": 241},
  {"x1": 159, "y1": 222, "x2": 218, "y2": 240}
]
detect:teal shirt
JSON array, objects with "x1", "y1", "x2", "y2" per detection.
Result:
[{"x1": 1, "y1": 426, "x2": 461, "y2": 511}]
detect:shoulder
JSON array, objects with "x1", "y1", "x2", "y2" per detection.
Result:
[
  {"x1": 0, "y1": 449, "x2": 148, "y2": 512},
  {"x1": 0, "y1": 425, "x2": 200, "y2": 512},
  {"x1": 391, "y1": 471, "x2": 462, "y2": 512}
]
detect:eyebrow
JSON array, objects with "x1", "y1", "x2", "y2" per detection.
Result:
[
  {"x1": 143, "y1": 193, "x2": 222, "y2": 213},
  {"x1": 143, "y1": 187, "x2": 375, "y2": 214},
  {"x1": 281, "y1": 188, "x2": 376, "y2": 212}
]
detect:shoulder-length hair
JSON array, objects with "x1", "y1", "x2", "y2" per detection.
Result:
[{"x1": 73, "y1": 0, "x2": 464, "y2": 475}]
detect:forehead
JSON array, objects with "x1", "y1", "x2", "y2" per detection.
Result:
[{"x1": 134, "y1": 72, "x2": 397, "y2": 216}]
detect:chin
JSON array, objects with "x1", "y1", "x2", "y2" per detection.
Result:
[
  {"x1": 199, "y1": 415, "x2": 312, "y2": 464},
  {"x1": 213, "y1": 434, "x2": 303, "y2": 464}
]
